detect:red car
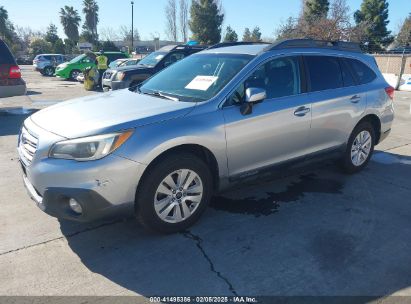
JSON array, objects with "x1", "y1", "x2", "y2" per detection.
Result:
[{"x1": 0, "y1": 39, "x2": 26, "y2": 98}]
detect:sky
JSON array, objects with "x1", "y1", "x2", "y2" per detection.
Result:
[{"x1": 1, "y1": 0, "x2": 410, "y2": 41}]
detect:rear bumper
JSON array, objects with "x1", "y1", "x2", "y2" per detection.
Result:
[{"x1": 0, "y1": 83, "x2": 27, "y2": 98}]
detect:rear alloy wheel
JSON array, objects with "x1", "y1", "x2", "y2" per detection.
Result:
[
  {"x1": 43, "y1": 66, "x2": 55, "y2": 77},
  {"x1": 342, "y1": 121, "x2": 375, "y2": 174},
  {"x1": 136, "y1": 153, "x2": 212, "y2": 233}
]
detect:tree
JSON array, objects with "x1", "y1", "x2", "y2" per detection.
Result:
[
  {"x1": 101, "y1": 40, "x2": 120, "y2": 51},
  {"x1": 224, "y1": 26, "x2": 238, "y2": 42},
  {"x1": 100, "y1": 26, "x2": 120, "y2": 41},
  {"x1": 29, "y1": 38, "x2": 53, "y2": 56},
  {"x1": 354, "y1": 0, "x2": 393, "y2": 51},
  {"x1": 60, "y1": 6, "x2": 81, "y2": 43},
  {"x1": 179, "y1": 0, "x2": 189, "y2": 42},
  {"x1": 45, "y1": 23, "x2": 60, "y2": 45},
  {"x1": 119, "y1": 25, "x2": 140, "y2": 48},
  {"x1": 53, "y1": 39, "x2": 65, "y2": 54},
  {"x1": 189, "y1": 0, "x2": 224, "y2": 44},
  {"x1": 304, "y1": 0, "x2": 330, "y2": 22},
  {"x1": 251, "y1": 26, "x2": 262, "y2": 42},
  {"x1": 242, "y1": 28, "x2": 252, "y2": 41},
  {"x1": 396, "y1": 13, "x2": 411, "y2": 47},
  {"x1": 276, "y1": 17, "x2": 301, "y2": 40},
  {"x1": 165, "y1": 0, "x2": 178, "y2": 41},
  {"x1": 82, "y1": 0, "x2": 99, "y2": 42}
]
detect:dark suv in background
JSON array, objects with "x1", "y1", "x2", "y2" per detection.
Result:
[
  {"x1": 0, "y1": 39, "x2": 26, "y2": 98},
  {"x1": 102, "y1": 44, "x2": 207, "y2": 91}
]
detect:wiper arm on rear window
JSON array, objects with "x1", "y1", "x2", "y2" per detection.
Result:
[{"x1": 143, "y1": 90, "x2": 180, "y2": 101}]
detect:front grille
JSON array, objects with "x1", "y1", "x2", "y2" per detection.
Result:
[{"x1": 19, "y1": 126, "x2": 38, "y2": 166}]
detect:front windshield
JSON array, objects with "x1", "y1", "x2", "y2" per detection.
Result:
[
  {"x1": 139, "y1": 53, "x2": 253, "y2": 102},
  {"x1": 69, "y1": 54, "x2": 86, "y2": 64},
  {"x1": 138, "y1": 52, "x2": 167, "y2": 67}
]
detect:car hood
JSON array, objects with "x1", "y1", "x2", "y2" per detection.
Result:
[
  {"x1": 116, "y1": 65, "x2": 152, "y2": 73},
  {"x1": 30, "y1": 89, "x2": 196, "y2": 138}
]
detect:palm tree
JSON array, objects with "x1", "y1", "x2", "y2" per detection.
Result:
[
  {"x1": 82, "y1": 0, "x2": 99, "y2": 41},
  {"x1": 60, "y1": 6, "x2": 81, "y2": 43}
]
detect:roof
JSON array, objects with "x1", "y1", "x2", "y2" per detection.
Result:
[{"x1": 201, "y1": 44, "x2": 269, "y2": 55}]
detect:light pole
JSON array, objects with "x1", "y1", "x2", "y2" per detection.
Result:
[{"x1": 131, "y1": 1, "x2": 134, "y2": 53}]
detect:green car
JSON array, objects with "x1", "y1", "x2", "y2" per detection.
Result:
[{"x1": 55, "y1": 52, "x2": 130, "y2": 80}]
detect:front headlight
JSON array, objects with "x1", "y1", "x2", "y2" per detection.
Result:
[
  {"x1": 49, "y1": 130, "x2": 133, "y2": 161},
  {"x1": 115, "y1": 72, "x2": 126, "y2": 81}
]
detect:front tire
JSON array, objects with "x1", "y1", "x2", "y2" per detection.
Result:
[
  {"x1": 69, "y1": 69, "x2": 81, "y2": 80},
  {"x1": 341, "y1": 121, "x2": 375, "y2": 174},
  {"x1": 136, "y1": 153, "x2": 212, "y2": 233}
]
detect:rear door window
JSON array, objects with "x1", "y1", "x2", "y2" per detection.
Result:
[
  {"x1": 0, "y1": 41, "x2": 15, "y2": 64},
  {"x1": 339, "y1": 59, "x2": 356, "y2": 87},
  {"x1": 346, "y1": 58, "x2": 376, "y2": 84},
  {"x1": 304, "y1": 56, "x2": 343, "y2": 92}
]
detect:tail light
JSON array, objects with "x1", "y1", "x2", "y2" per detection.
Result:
[
  {"x1": 9, "y1": 65, "x2": 22, "y2": 79},
  {"x1": 385, "y1": 86, "x2": 394, "y2": 100}
]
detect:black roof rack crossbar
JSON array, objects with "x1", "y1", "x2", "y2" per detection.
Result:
[
  {"x1": 208, "y1": 41, "x2": 271, "y2": 50},
  {"x1": 265, "y1": 39, "x2": 362, "y2": 53}
]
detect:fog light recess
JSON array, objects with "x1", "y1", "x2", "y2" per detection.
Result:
[{"x1": 69, "y1": 198, "x2": 83, "y2": 215}]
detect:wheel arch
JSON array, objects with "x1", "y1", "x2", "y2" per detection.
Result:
[
  {"x1": 356, "y1": 114, "x2": 382, "y2": 144},
  {"x1": 135, "y1": 144, "x2": 220, "y2": 205}
]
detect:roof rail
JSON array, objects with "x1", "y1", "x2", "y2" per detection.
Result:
[
  {"x1": 208, "y1": 41, "x2": 270, "y2": 50},
  {"x1": 265, "y1": 39, "x2": 362, "y2": 53}
]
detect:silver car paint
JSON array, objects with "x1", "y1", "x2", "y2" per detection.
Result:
[{"x1": 20, "y1": 46, "x2": 394, "y2": 212}]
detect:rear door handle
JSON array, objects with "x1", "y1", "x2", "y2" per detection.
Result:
[
  {"x1": 294, "y1": 106, "x2": 310, "y2": 117},
  {"x1": 350, "y1": 95, "x2": 361, "y2": 103}
]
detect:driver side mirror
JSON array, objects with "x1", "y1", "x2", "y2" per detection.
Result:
[{"x1": 241, "y1": 87, "x2": 266, "y2": 115}]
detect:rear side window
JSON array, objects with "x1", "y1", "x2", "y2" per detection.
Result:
[
  {"x1": 305, "y1": 56, "x2": 343, "y2": 92},
  {"x1": 0, "y1": 40, "x2": 16, "y2": 64},
  {"x1": 346, "y1": 58, "x2": 376, "y2": 85}
]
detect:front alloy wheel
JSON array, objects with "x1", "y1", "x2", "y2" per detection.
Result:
[
  {"x1": 136, "y1": 153, "x2": 212, "y2": 233},
  {"x1": 154, "y1": 169, "x2": 203, "y2": 223}
]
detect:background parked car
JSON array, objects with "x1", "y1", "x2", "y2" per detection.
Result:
[
  {"x1": 55, "y1": 51, "x2": 130, "y2": 80},
  {"x1": 0, "y1": 39, "x2": 26, "y2": 98},
  {"x1": 118, "y1": 58, "x2": 141, "y2": 67},
  {"x1": 33, "y1": 54, "x2": 67, "y2": 76},
  {"x1": 102, "y1": 44, "x2": 206, "y2": 91},
  {"x1": 108, "y1": 58, "x2": 128, "y2": 69}
]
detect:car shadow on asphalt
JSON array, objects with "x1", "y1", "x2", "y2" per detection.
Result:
[
  {"x1": 58, "y1": 152, "x2": 411, "y2": 298},
  {"x1": 0, "y1": 109, "x2": 38, "y2": 136}
]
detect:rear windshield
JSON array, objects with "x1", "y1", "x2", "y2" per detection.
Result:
[{"x1": 0, "y1": 41, "x2": 16, "y2": 64}]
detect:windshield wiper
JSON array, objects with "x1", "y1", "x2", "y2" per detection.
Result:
[{"x1": 143, "y1": 91, "x2": 180, "y2": 101}]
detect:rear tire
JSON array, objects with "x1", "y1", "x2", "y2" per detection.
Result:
[
  {"x1": 135, "y1": 153, "x2": 212, "y2": 234},
  {"x1": 43, "y1": 66, "x2": 55, "y2": 77},
  {"x1": 341, "y1": 121, "x2": 375, "y2": 174}
]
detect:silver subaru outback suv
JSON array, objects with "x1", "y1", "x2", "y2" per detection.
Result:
[{"x1": 19, "y1": 39, "x2": 394, "y2": 233}]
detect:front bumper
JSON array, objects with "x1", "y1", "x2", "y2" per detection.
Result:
[
  {"x1": 102, "y1": 78, "x2": 128, "y2": 91},
  {"x1": 18, "y1": 119, "x2": 147, "y2": 222},
  {"x1": 22, "y1": 172, "x2": 133, "y2": 221}
]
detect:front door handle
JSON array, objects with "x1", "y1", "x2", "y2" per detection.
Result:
[
  {"x1": 350, "y1": 95, "x2": 361, "y2": 103},
  {"x1": 294, "y1": 106, "x2": 310, "y2": 117}
]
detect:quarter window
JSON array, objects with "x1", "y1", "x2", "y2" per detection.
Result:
[
  {"x1": 346, "y1": 58, "x2": 376, "y2": 85},
  {"x1": 305, "y1": 56, "x2": 343, "y2": 92}
]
